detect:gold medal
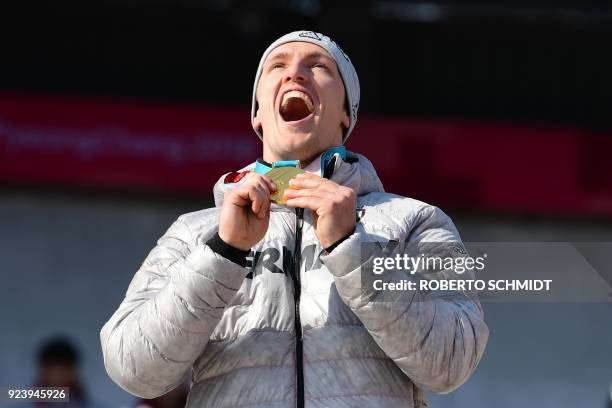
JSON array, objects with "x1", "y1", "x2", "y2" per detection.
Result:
[{"x1": 266, "y1": 166, "x2": 305, "y2": 204}]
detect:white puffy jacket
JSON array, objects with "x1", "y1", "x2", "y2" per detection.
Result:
[{"x1": 100, "y1": 151, "x2": 489, "y2": 408}]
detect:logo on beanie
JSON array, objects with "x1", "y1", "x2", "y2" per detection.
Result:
[{"x1": 298, "y1": 31, "x2": 322, "y2": 41}]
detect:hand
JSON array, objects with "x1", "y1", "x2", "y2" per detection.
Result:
[
  {"x1": 219, "y1": 172, "x2": 276, "y2": 251},
  {"x1": 283, "y1": 173, "x2": 356, "y2": 249}
]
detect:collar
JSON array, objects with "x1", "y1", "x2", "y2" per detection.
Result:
[{"x1": 254, "y1": 146, "x2": 347, "y2": 178}]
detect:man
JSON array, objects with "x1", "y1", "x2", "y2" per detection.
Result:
[
  {"x1": 101, "y1": 31, "x2": 489, "y2": 408},
  {"x1": 34, "y1": 337, "x2": 94, "y2": 408}
]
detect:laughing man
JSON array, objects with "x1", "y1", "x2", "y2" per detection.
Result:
[{"x1": 101, "y1": 31, "x2": 489, "y2": 408}]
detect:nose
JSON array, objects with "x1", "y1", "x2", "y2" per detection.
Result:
[{"x1": 284, "y1": 59, "x2": 308, "y2": 84}]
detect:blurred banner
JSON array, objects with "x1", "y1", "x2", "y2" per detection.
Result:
[{"x1": 1, "y1": 93, "x2": 611, "y2": 215}]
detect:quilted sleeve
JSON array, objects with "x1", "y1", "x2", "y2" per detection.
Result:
[
  {"x1": 100, "y1": 214, "x2": 247, "y2": 398},
  {"x1": 321, "y1": 204, "x2": 489, "y2": 394}
]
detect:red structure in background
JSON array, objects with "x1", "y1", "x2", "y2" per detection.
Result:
[{"x1": 1, "y1": 93, "x2": 611, "y2": 216}]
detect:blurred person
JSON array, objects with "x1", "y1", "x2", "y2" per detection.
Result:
[
  {"x1": 33, "y1": 337, "x2": 92, "y2": 408},
  {"x1": 101, "y1": 30, "x2": 488, "y2": 407}
]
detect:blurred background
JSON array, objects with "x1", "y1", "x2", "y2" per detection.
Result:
[{"x1": 1, "y1": 0, "x2": 611, "y2": 407}]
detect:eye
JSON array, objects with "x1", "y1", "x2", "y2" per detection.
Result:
[
  {"x1": 270, "y1": 63, "x2": 285, "y2": 70},
  {"x1": 312, "y1": 63, "x2": 327, "y2": 69}
]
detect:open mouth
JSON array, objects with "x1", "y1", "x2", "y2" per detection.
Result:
[{"x1": 279, "y1": 90, "x2": 314, "y2": 122}]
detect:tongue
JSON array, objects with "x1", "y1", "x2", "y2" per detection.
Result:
[{"x1": 280, "y1": 97, "x2": 312, "y2": 122}]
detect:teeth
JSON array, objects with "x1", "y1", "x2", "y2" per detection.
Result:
[{"x1": 281, "y1": 90, "x2": 314, "y2": 113}]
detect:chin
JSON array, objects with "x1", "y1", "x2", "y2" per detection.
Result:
[
  {"x1": 279, "y1": 129, "x2": 313, "y2": 146},
  {"x1": 277, "y1": 137, "x2": 318, "y2": 161}
]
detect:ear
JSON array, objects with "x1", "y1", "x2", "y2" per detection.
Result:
[
  {"x1": 341, "y1": 109, "x2": 350, "y2": 129},
  {"x1": 253, "y1": 101, "x2": 262, "y2": 131}
]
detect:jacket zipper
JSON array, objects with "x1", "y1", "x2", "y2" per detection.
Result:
[{"x1": 293, "y1": 207, "x2": 304, "y2": 408}]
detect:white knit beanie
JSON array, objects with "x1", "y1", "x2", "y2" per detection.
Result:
[{"x1": 251, "y1": 30, "x2": 360, "y2": 143}]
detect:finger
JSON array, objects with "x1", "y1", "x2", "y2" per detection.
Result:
[
  {"x1": 254, "y1": 184, "x2": 270, "y2": 218},
  {"x1": 245, "y1": 177, "x2": 272, "y2": 197},
  {"x1": 254, "y1": 174, "x2": 276, "y2": 193},
  {"x1": 247, "y1": 184, "x2": 267, "y2": 214},
  {"x1": 294, "y1": 172, "x2": 340, "y2": 186},
  {"x1": 249, "y1": 189, "x2": 261, "y2": 214},
  {"x1": 261, "y1": 175, "x2": 277, "y2": 192},
  {"x1": 226, "y1": 187, "x2": 250, "y2": 207},
  {"x1": 295, "y1": 172, "x2": 322, "y2": 180},
  {"x1": 253, "y1": 178, "x2": 273, "y2": 197},
  {"x1": 235, "y1": 181, "x2": 262, "y2": 201},
  {"x1": 285, "y1": 196, "x2": 326, "y2": 211},
  {"x1": 246, "y1": 172, "x2": 276, "y2": 192},
  {"x1": 289, "y1": 177, "x2": 337, "y2": 193},
  {"x1": 258, "y1": 196, "x2": 271, "y2": 219},
  {"x1": 283, "y1": 187, "x2": 336, "y2": 201}
]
